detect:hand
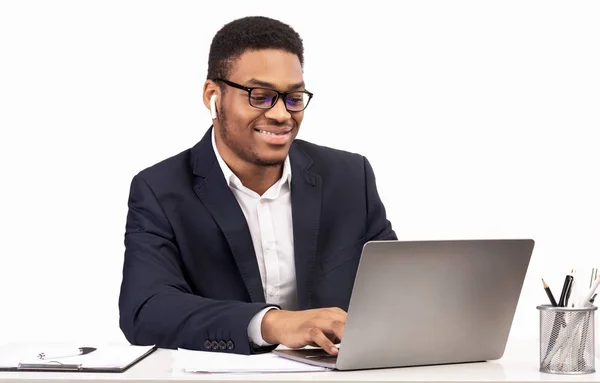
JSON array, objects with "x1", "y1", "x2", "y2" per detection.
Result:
[{"x1": 261, "y1": 307, "x2": 346, "y2": 355}]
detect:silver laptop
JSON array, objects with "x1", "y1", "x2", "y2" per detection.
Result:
[{"x1": 274, "y1": 239, "x2": 534, "y2": 370}]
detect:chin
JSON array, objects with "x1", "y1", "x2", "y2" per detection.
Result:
[{"x1": 253, "y1": 155, "x2": 286, "y2": 167}]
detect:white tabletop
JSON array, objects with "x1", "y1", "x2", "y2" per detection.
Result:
[{"x1": 1, "y1": 340, "x2": 599, "y2": 383}]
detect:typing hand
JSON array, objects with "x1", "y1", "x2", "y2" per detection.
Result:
[{"x1": 261, "y1": 308, "x2": 346, "y2": 355}]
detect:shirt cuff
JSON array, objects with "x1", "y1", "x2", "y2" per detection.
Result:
[{"x1": 247, "y1": 306, "x2": 279, "y2": 347}]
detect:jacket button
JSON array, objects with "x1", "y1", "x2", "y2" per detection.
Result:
[
  {"x1": 211, "y1": 341, "x2": 219, "y2": 350},
  {"x1": 219, "y1": 340, "x2": 227, "y2": 350},
  {"x1": 203, "y1": 340, "x2": 212, "y2": 350},
  {"x1": 226, "y1": 340, "x2": 234, "y2": 350}
]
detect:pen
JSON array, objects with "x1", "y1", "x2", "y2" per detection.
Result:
[
  {"x1": 38, "y1": 347, "x2": 96, "y2": 360},
  {"x1": 582, "y1": 273, "x2": 600, "y2": 307},
  {"x1": 569, "y1": 269, "x2": 578, "y2": 307},
  {"x1": 541, "y1": 278, "x2": 558, "y2": 307},
  {"x1": 576, "y1": 292, "x2": 598, "y2": 369},
  {"x1": 558, "y1": 271, "x2": 574, "y2": 307},
  {"x1": 543, "y1": 278, "x2": 565, "y2": 359}
]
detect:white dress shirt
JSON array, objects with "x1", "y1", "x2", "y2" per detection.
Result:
[{"x1": 211, "y1": 130, "x2": 297, "y2": 346}]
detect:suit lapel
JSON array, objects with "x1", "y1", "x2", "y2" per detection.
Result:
[
  {"x1": 289, "y1": 144, "x2": 322, "y2": 309},
  {"x1": 190, "y1": 127, "x2": 265, "y2": 303}
]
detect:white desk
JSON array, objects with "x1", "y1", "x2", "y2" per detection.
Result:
[{"x1": 1, "y1": 340, "x2": 599, "y2": 383}]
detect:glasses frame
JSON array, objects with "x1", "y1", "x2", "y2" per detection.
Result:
[{"x1": 213, "y1": 78, "x2": 313, "y2": 112}]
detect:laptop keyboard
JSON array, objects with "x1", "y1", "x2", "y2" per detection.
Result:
[{"x1": 306, "y1": 353, "x2": 338, "y2": 361}]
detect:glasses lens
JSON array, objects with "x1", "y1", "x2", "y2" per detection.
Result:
[
  {"x1": 249, "y1": 88, "x2": 278, "y2": 109},
  {"x1": 285, "y1": 92, "x2": 309, "y2": 111}
]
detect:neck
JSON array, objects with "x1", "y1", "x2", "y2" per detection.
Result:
[
  {"x1": 234, "y1": 163, "x2": 283, "y2": 196},
  {"x1": 215, "y1": 140, "x2": 284, "y2": 196}
]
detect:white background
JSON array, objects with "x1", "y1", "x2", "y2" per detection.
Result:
[{"x1": 0, "y1": 0, "x2": 598, "y2": 348}]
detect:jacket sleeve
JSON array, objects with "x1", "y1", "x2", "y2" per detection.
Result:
[
  {"x1": 363, "y1": 157, "x2": 398, "y2": 241},
  {"x1": 118, "y1": 174, "x2": 274, "y2": 354}
]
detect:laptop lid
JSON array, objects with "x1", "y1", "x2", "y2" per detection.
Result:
[
  {"x1": 337, "y1": 239, "x2": 534, "y2": 370},
  {"x1": 275, "y1": 239, "x2": 534, "y2": 371}
]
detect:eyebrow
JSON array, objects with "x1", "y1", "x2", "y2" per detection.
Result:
[{"x1": 245, "y1": 78, "x2": 306, "y2": 91}]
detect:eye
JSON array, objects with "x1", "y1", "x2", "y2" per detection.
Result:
[
  {"x1": 250, "y1": 89, "x2": 277, "y2": 105},
  {"x1": 286, "y1": 93, "x2": 307, "y2": 106}
]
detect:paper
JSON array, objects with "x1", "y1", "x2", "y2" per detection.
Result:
[
  {"x1": 176, "y1": 348, "x2": 329, "y2": 373},
  {"x1": 0, "y1": 343, "x2": 155, "y2": 369}
]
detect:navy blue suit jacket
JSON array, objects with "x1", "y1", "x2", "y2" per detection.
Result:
[{"x1": 118, "y1": 127, "x2": 396, "y2": 354}]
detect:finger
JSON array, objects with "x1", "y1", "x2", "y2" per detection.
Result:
[
  {"x1": 307, "y1": 328, "x2": 339, "y2": 355},
  {"x1": 324, "y1": 333, "x2": 341, "y2": 345},
  {"x1": 329, "y1": 319, "x2": 345, "y2": 341},
  {"x1": 308, "y1": 339, "x2": 339, "y2": 347},
  {"x1": 308, "y1": 332, "x2": 340, "y2": 347},
  {"x1": 305, "y1": 326, "x2": 341, "y2": 347},
  {"x1": 308, "y1": 319, "x2": 345, "y2": 343},
  {"x1": 321, "y1": 328, "x2": 342, "y2": 346}
]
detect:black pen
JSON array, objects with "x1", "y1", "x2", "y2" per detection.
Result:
[
  {"x1": 542, "y1": 278, "x2": 558, "y2": 307},
  {"x1": 545, "y1": 275, "x2": 570, "y2": 359},
  {"x1": 558, "y1": 271, "x2": 574, "y2": 307},
  {"x1": 38, "y1": 347, "x2": 96, "y2": 360}
]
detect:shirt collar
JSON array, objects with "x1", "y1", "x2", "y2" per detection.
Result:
[{"x1": 211, "y1": 128, "x2": 292, "y2": 195}]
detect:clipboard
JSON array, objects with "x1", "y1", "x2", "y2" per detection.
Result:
[{"x1": 0, "y1": 344, "x2": 157, "y2": 373}]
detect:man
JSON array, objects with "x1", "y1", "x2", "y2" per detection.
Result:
[{"x1": 118, "y1": 16, "x2": 396, "y2": 356}]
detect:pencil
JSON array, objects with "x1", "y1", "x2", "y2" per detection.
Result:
[{"x1": 542, "y1": 278, "x2": 558, "y2": 307}]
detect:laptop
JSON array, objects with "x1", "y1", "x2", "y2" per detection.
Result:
[{"x1": 274, "y1": 239, "x2": 534, "y2": 370}]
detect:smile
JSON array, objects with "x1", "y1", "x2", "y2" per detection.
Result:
[{"x1": 255, "y1": 129, "x2": 290, "y2": 136}]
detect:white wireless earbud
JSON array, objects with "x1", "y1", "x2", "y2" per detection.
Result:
[{"x1": 210, "y1": 95, "x2": 217, "y2": 120}]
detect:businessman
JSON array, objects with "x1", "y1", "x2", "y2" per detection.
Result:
[{"x1": 118, "y1": 16, "x2": 397, "y2": 356}]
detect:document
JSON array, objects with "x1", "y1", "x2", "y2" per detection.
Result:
[
  {"x1": 0, "y1": 343, "x2": 156, "y2": 372},
  {"x1": 176, "y1": 348, "x2": 329, "y2": 373}
]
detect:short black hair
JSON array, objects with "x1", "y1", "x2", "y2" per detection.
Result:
[{"x1": 207, "y1": 16, "x2": 304, "y2": 80}]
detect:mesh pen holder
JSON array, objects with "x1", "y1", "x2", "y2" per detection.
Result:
[{"x1": 537, "y1": 305, "x2": 597, "y2": 375}]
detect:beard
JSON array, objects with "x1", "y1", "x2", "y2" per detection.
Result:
[{"x1": 217, "y1": 105, "x2": 286, "y2": 168}]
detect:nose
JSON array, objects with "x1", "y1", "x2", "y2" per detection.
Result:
[{"x1": 264, "y1": 96, "x2": 292, "y2": 123}]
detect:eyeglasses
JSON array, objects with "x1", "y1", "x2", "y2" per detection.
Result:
[{"x1": 213, "y1": 78, "x2": 313, "y2": 112}]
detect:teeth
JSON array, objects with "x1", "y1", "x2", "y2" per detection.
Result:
[{"x1": 258, "y1": 129, "x2": 285, "y2": 136}]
